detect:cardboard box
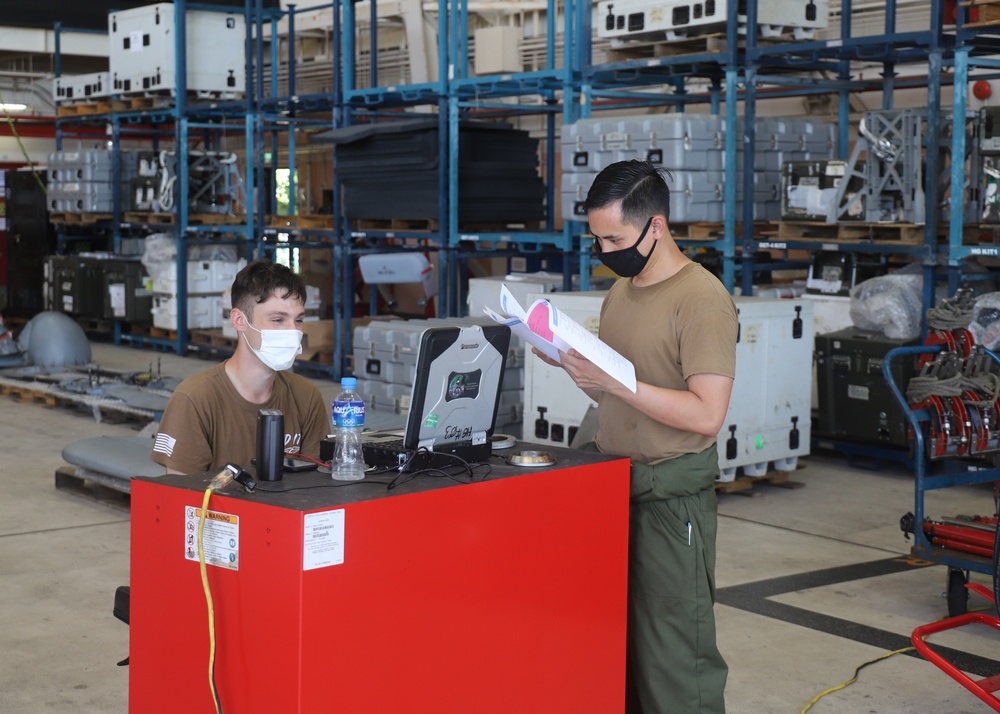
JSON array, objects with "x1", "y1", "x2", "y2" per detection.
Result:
[{"x1": 297, "y1": 319, "x2": 333, "y2": 361}]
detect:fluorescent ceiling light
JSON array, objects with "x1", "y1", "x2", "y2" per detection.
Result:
[{"x1": 0, "y1": 103, "x2": 28, "y2": 112}]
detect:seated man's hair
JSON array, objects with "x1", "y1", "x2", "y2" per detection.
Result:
[
  {"x1": 583, "y1": 160, "x2": 671, "y2": 227},
  {"x1": 231, "y1": 260, "x2": 307, "y2": 319}
]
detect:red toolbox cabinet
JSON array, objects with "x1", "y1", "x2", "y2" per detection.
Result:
[{"x1": 130, "y1": 447, "x2": 630, "y2": 713}]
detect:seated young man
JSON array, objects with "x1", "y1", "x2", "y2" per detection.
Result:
[{"x1": 150, "y1": 260, "x2": 329, "y2": 475}]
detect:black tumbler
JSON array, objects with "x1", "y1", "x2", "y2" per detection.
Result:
[{"x1": 256, "y1": 409, "x2": 285, "y2": 482}]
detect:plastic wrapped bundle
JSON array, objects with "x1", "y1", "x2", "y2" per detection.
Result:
[
  {"x1": 140, "y1": 233, "x2": 177, "y2": 286},
  {"x1": 969, "y1": 292, "x2": 1000, "y2": 350},
  {"x1": 849, "y1": 273, "x2": 923, "y2": 340},
  {"x1": 140, "y1": 233, "x2": 240, "y2": 286}
]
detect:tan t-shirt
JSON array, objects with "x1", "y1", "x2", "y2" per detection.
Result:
[
  {"x1": 150, "y1": 361, "x2": 330, "y2": 474},
  {"x1": 596, "y1": 262, "x2": 738, "y2": 464}
]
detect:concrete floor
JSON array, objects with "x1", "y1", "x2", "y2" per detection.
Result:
[{"x1": 2, "y1": 342, "x2": 999, "y2": 713}]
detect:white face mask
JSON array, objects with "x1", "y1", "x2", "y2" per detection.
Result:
[{"x1": 242, "y1": 321, "x2": 303, "y2": 371}]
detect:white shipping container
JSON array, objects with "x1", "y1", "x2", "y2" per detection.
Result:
[
  {"x1": 358, "y1": 379, "x2": 412, "y2": 414},
  {"x1": 522, "y1": 292, "x2": 813, "y2": 480},
  {"x1": 53, "y1": 72, "x2": 111, "y2": 102},
  {"x1": 153, "y1": 259, "x2": 246, "y2": 295},
  {"x1": 718, "y1": 297, "x2": 813, "y2": 481},
  {"x1": 151, "y1": 294, "x2": 223, "y2": 330},
  {"x1": 109, "y1": 3, "x2": 246, "y2": 97}
]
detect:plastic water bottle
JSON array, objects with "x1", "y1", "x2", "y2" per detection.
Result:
[{"x1": 331, "y1": 377, "x2": 366, "y2": 481}]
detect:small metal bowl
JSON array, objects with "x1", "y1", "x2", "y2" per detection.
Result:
[{"x1": 506, "y1": 450, "x2": 557, "y2": 467}]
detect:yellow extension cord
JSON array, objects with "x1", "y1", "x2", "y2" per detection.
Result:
[
  {"x1": 197, "y1": 488, "x2": 223, "y2": 714},
  {"x1": 800, "y1": 646, "x2": 915, "y2": 713},
  {"x1": 800, "y1": 602, "x2": 999, "y2": 712}
]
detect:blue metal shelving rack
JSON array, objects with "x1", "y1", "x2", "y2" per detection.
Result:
[
  {"x1": 745, "y1": 0, "x2": 952, "y2": 326},
  {"x1": 52, "y1": 0, "x2": 1000, "y2": 374},
  {"x1": 331, "y1": 0, "x2": 590, "y2": 373},
  {"x1": 947, "y1": 9, "x2": 1000, "y2": 296},
  {"x1": 54, "y1": 1, "x2": 268, "y2": 356}
]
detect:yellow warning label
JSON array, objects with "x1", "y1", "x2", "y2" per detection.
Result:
[
  {"x1": 185, "y1": 505, "x2": 240, "y2": 570},
  {"x1": 194, "y1": 509, "x2": 239, "y2": 525}
]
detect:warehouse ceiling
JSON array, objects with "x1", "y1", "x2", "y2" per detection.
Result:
[
  {"x1": 0, "y1": 1, "x2": 282, "y2": 89},
  {"x1": 5, "y1": 1, "x2": 279, "y2": 32}
]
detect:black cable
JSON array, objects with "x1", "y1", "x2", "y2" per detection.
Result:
[
  {"x1": 254, "y1": 479, "x2": 397, "y2": 493},
  {"x1": 253, "y1": 449, "x2": 494, "y2": 493}
]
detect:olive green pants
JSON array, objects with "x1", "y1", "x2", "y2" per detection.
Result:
[{"x1": 583, "y1": 443, "x2": 728, "y2": 714}]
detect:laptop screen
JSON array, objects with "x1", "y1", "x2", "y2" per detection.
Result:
[{"x1": 404, "y1": 324, "x2": 511, "y2": 452}]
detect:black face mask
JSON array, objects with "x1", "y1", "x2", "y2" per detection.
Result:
[{"x1": 594, "y1": 217, "x2": 656, "y2": 278}]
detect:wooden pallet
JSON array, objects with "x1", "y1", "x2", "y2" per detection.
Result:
[
  {"x1": 0, "y1": 380, "x2": 153, "y2": 425},
  {"x1": 961, "y1": 0, "x2": 1000, "y2": 27},
  {"x1": 123, "y1": 212, "x2": 172, "y2": 226},
  {"x1": 777, "y1": 221, "x2": 984, "y2": 244},
  {"x1": 351, "y1": 218, "x2": 543, "y2": 235},
  {"x1": 54, "y1": 465, "x2": 132, "y2": 510},
  {"x1": 606, "y1": 32, "x2": 729, "y2": 62},
  {"x1": 671, "y1": 222, "x2": 775, "y2": 241},
  {"x1": 122, "y1": 322, "x2": 152, "y2": 337},
  {"x1": 268, "y1": 214, "x2": 335, "y2": 230},
  {"x1": 110, "y1": 95, "x2": 172, "y2": 113},
  {"x1": 603, "y1": 26, "x2": 815, "y2": 62},
  {"x1": 0, "y1": 382, "x2": 61, "y2": 407},
  {"x1": 188, "y1": 212, "x2": 247, "y2": 226},
  {"x1": 715, "y1": 469, "x2": 805, "y2": 496},
  {"x1": 76, "y1": 317, "x2": 114, "y2": 335},
  {"x1": 56, "y1": 100, "x2": 112, "y2": 117},
  {"x1": 776, "y1": 221, "x2": 925, "y2": 244},
  {"x1": 353, "y1": 218, "x2": 439, "y2": 232},
  {"x1": 148, "y1": 327, "x2": 182, "y2": 342},
  {"x1": 79, "y1": 320, "x2": 154, "y2": 338},
  {"x1": 48, "y1": 212, "x2": 113, "y2": 225},
  {"x1": 189, "y1": 328, "x2": 237, "y2": 350},
  {"x1": 2, "y1": 316, "x2": 27, "y2": 331},
  {"x1": 968, "y1": 224, "x2": 1000, "y2": 245}
]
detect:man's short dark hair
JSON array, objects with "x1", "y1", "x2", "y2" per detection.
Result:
[
  {"x1": 583, "y1": 160, "x2": 671, "y2": 228},
  {"x1": 231, "y1": 260, "x2": 307, "y2": 318}
]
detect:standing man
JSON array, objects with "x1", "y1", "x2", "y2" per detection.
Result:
[
  {"x1": 151, "y1": 259, "x2": 329, "y2": 475},
  {"x1": 536, "y1": 160, "x2": 736, "y2": 713}
]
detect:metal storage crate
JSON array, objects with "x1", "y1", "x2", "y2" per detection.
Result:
[
  {"x1": 53, "y1": 72, "x2": 111, "y2": 102},
  {"x1": 49, "y1": 255, "x2": 106, "y2": 318},
  {"x1": 814, "y1": 327, "x2": 919, "y2": 449},
  {"x1": 108, "y1": 2, "x2": 245, "y2": 97},
  {"x1": 102, "y1": 259, "x2": 153, "y2": 323},
  {"x1": 560, "y1": 115, "x2": 725, "y2": 173}
]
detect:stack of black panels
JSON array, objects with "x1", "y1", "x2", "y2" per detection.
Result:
[{"x1": 316, "y1": 120, "x2": 546, "y2": 223}]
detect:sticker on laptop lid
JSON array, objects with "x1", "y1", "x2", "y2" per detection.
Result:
[{"x1": 446, "y1": 370, "x2": 482, "y2": 402}]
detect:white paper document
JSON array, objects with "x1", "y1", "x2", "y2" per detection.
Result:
[{"x1": 483, "y1": 283, "x2": 637, "y2": 393}]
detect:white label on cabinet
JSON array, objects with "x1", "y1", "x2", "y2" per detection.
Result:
[
  {"x1": 303, "y1": 509, "x2": 345, "y2": 571},
  {"x1": 847, "y1": 385, "x2": 870, "y2": 401},
  {"x1": 109, "y1": 283, "x2": 126, "y2": 317}
]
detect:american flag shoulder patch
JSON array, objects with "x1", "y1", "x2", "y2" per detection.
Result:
[{"x1": 153, "y1": 433, "x2": 177, "y2": 457}]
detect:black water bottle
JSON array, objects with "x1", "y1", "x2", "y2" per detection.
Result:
[{"x1": 256, "y1": 409, "x2": 284, "y2": 482}]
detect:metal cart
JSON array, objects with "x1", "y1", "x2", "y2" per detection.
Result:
[
  {"x1": 885, "y1": 345, "x2": 1000, "y2": 710},
  {"x1": 911, "y1": 582, "x2": 1000, "y2": 712},
  {"x1": 883, "y1": 345, "x2": 999, "y2": 616}
]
